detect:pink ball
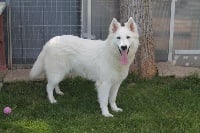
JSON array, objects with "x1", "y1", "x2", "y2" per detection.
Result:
[{"x1": 3, "y1": 106, "x2": 12, "y2": 114}]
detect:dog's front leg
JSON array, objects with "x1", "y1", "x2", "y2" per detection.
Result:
[
  {"x1": 96, "y1": 81, "x2": 113, "y2": 117},
  {"x1": 109, "y1": 83, "x2": 123, "y2": 112}
]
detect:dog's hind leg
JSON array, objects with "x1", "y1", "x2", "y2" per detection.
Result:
[
  {"x1": 109, "y1": 83, "x2": 123, "y2": 112},
  {"x1": 55, "y1": 85, "x2": 64, "y2": 95},
  {"x1": 47, "y1": 82, "x2": 58, "y2": 103},
  {"x1": 96, "y1": 81, "x2": 113, "y2": 117},
  {"x1": 46, "y1": 72, "x2": 66, "y2": 103}
]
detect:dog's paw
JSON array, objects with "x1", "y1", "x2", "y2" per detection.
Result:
[
  {"x1": 55, "y1": 88, "x2": 64, "y2": 96},
  {"x1": 102, "y1": 112, "x2": 114, "y2": 117},
  {"x1": 50, "y1": 99, "x2": 57, "y2": 104},
  {"x1": 56, "y1": 91, "x2": 64, "y2": 96},
  {"x1": 112, "y1": 107, "x2": 123, "y2": 112}
]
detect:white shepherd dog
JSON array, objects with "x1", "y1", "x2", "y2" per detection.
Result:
[{"x1": 30, "y1": 17, "x2": 139, "y2": 117}]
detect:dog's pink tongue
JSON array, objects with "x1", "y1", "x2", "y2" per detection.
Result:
[{"x1": 120, "y1": 50, "x2": 128, "y2": 65}]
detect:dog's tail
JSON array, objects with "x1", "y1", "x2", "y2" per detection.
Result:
[{"x1": 29, "y1": 49, "x2": 45, "y2": 80}]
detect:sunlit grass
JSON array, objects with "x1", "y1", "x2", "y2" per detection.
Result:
[{"x1": 0, "y1": 75, "x2": 200, "y2": 132}]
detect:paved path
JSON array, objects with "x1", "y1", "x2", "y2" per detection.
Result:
[
  {"x1": 3, "y1": 69, "x2": 45, "y2": 82},
  {"x1": 157, "y1": 62, "x2": 200, "y2": 77},
  {"x1": 0, "y1": 62, "x2": 200, "y2": 89}
]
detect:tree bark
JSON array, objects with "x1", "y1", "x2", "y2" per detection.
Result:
[{"x1": 120, "y1": 0, "x2": 157, "y2": 78}]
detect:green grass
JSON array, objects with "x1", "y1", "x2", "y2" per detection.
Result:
[{"x1": 0, "y1": 74, "x2": 200, "y2": 133}]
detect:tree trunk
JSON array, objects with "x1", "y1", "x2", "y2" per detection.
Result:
[{"x1": 120, "y1": 0, "x2": 157, "y2": 78}]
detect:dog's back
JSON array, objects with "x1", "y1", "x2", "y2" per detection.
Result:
[{"x1": 30, "y1": 35, "x2": 107, "y2": 81}]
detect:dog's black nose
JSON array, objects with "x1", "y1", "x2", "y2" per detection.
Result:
[{"x1": 121, "y1": 45, "x2": 127, "y2": 50}]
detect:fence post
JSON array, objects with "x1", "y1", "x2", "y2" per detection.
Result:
[{"x1": 168, "y1": 0, "x2": 176, "y2": 62}]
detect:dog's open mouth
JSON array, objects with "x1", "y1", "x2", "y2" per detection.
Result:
[{"x1": 118, "y1": 47, "x2": 130, "y2": 65}]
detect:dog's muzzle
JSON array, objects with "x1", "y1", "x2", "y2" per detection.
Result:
[{"x1": 117, "y1": 46, "x2": 130, "y2": 55}]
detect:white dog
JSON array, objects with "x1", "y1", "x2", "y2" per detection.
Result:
[{"x1": 30, "y1": 17, "x2": 139, "y2": 117}]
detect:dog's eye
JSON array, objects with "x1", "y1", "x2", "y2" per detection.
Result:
[
  {"x1": 117, "y1": 36, "x2": 121, "y2": 39},
  {"x1": 126, "y1": 36, "x2": 130, "y2": 39}
]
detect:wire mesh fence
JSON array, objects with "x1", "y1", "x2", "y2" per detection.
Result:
[
  {"x1": 152, "y1": 0, "x2": 171, "y2": 62},
  {"x1": 174, "y1": 0, "x2": 200, "y2": 50},
  {"x1": 10, "y1": 0, "x2": 81, "y2": 66},
  {"x1": 2, "y1": 0, "x2": 200, "y2": 68},
  {"x1": 173, "y1": 0, "x2": 200, "y2": 67},
  {"x1": 91, "y1": 0, "x2": 120, "y2": 40},
  {"x1": 81, "y1": 0, "x2": 120, "y2": 40}
]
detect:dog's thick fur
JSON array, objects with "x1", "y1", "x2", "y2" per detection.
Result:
[{"x1": 30, "y1": 18, "x2": 139, "y2": 117}]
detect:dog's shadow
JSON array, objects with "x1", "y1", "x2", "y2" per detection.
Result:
[{"x1": 52, "y1": 78, "x2": 100, "y2": 114}]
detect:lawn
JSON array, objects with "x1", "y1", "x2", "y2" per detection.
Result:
[{"x1": 0, "y1": 74, "x2": 200, "y2": 133}]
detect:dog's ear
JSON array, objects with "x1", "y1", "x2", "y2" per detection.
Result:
[
  {"x1": 125, "y1": 17, "x2": 138, "y2": 33},
  {"x1": 109, "y1": 18, "x2": 120, "y2": 33}
]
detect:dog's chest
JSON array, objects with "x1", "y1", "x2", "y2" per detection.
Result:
[{"x1": 111, "y1": 66, "x2": 129, "y2": 82}]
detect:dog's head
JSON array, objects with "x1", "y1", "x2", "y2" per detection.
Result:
[{"x1": 109, "y1": 17, "x2": 139, "y2": 65}]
